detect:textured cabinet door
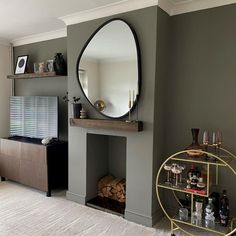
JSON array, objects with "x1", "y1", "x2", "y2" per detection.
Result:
[
  {"x1": 0, "y1": 138, "x2": 68, "y2": 195},
  {"x1": 0, "y1": 139, "x2": 20, "y2": 158},
  {"x1": 0, "y1": 139, "x2": 20, "y2": 181},
  {"x1": 20, "y1": 142, "x2": 48, "y2": 191}
]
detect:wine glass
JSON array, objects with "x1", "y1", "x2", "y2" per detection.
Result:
[
  {"x1": 213, "y1": 130, "x2": 222, "y2": 157},
  {"x1": 212, "y1": 131, "x2": 217, "y2": 146},
  {"x1": 163, "y1": 164, "x2": 172, "y2": 185},
  {"x1": 203, "y1": 130, "x2": 209, "y2": 158},
  {"x1": 216, "y1": 130, "x2": 222, "y2": 157},
  {"x1": 212, "y1": 131, "x2": 218, "y2": 159},
  {"x1": 171, "y1": 164, "x2": 182, "y2": 187}
]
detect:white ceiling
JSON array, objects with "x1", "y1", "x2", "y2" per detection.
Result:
[
  {"x1": 0, "y1": 0, "x2": 121, "y2": 43},
  {"x1": 1, "y1": 0, "x2": 236, "y2": 46}
]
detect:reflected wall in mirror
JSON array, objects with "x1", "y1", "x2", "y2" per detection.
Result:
[{"x1": 77, "y1": 18, "x2": 141, "y2": 118}]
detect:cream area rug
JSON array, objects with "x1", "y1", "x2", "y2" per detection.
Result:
[
  {"x1": 0, "y1": 181, "x2": 217, "y2": 236},
  {"x1": 0, "y1": 181, "x2": 159, "y2": 236}
]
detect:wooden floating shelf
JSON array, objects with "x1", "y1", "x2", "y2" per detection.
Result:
[
  {"x1": 70, "y1": 118, "x2": 143, "y2": 132},
  {"x1": 7, "y1": 71, "x2": 67, "y2": 79}
]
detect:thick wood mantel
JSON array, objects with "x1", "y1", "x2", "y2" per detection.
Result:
[{"x1": 70, "y1": 118, "x2": 143, "y2": 132}]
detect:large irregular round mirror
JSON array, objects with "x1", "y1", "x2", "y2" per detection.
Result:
[{"x1": 77, "y1": 18, "x2": 141, "y2": 119}]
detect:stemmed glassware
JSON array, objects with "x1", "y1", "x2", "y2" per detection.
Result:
[
  {"x1": 216, "y1": 130, "x2": 222, "y2": 157},
  {"x1": 163, "y1": 164, "x2": 172, "y2": 185},
  {"x1": 203, "y1": 130, "x2": 209, "y2": 159},
  {"x1": 163, "y1": 163, "x2": 185, "y2": 187},
  {"x1": 171, "y1": 163, "x2": 183, "y2": 187},
  {"x1": 213, "y1": 130, "x2": 222, "y2": 157}
]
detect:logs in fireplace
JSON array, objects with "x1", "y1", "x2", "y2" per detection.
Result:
[
  {"x1": 86, "y1": 175, "x2": 126, "y2": 216},
  {"x1": 98, "y1": 175, "x2": 126, "y2": 203}
]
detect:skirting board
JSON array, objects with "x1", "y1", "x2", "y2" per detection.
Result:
[
  {"x1": 67, "y1": 191, "x2": 163, "y2": 227},
  {"x1": 125, "y1": 209, "x2": 163, "y2": 227},
  {"x1": 66, "y1": 191, "x2": 86, "y2": 205}
]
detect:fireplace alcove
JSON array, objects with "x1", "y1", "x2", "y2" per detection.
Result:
[
  {"x1": 86, "y1": 133, "x2": 126, "y2": 216},
  {"x1": 67, "y1": 8, "x2": 160, "y2": 226}
]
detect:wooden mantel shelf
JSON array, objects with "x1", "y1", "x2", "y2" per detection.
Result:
[
  {"x1": 7, "y1": 72, "x2": 66, "y2": 79},
  {"x1": 70, "y1": 118, "x2": 143, "y2": 132}
]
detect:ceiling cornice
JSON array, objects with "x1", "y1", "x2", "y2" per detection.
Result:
[
  {"x1": 59, "y1": 0, "x2": 158, "y2": 26},
  {"x1": 11, "y1": 28, "x2": 67, "y2": 47},
  {"x1": 11, "y1": 0, "x2": 236, "y2": 46},
  {"x1": 0, "y1": 38, "x2": 11, "y2": 46},
  {"x1": 158, "y1": 0, "x2": 236, "y2": 16},
  {"x1": 158, "y1": 0, "x2": 173, "y2": 15}
]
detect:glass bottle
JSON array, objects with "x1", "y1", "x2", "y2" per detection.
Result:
[
  {"x1": 210, "y1": 192, "x2": 220, "y2": 219},
  {"x1": 192, "y1": 199, "x2": 203, "y2": 225},
  {"x1": 205, "y1": 197, "x2": 215, "y2": 227},
  {"x1": 219, "y1": 190, "x2": 229, "y2": 227}
]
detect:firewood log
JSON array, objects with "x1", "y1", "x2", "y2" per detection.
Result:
[{"x1": 97, "y1": 175, "x2": 126, "y2": 202}]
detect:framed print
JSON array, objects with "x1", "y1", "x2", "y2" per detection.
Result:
[{"x1": 15, "y1": 55, "x2": 28, "y2": 74}]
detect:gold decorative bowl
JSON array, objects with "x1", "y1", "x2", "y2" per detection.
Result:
[{"x1": 94, "y1": 100, "x2": 106, "y2": 111}]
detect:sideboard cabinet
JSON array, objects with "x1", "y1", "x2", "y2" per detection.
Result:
[{"x1": 0, "y1": 138, "x2": 68, "y2": 196}]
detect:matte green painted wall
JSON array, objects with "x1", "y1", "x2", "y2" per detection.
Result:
[
  {"x1": 12, "y1": 2, "x2": 236, "y2": 227},
  {"x1": 13, "y1": 38, "x2": 68, "y2": 140},
  {"x1": 165, "y1": 4, "x2": 236, "y2": 214},
  {"x1": 66, "y1": 6, "x2": 167, "y2": 226},
  {"x1": 153, "y1": 7, "x2": 170, "y2": 217}
]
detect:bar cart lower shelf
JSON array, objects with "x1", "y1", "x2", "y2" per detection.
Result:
[{"x1": 156, "y1": 148, "x2": 236, "y2": 236}]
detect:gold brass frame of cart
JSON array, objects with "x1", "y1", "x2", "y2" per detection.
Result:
[{"x1": 156, "y1": 147, "x2": 236, "y2": 236}]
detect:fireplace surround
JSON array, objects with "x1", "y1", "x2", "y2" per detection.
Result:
[{"x1": 66, "y1": 6, "x2": 166, "y2": 227}]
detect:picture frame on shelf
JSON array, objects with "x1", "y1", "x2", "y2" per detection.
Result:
[{"x1": 15, "y1": 55, "x2": 28, "y2": 74}]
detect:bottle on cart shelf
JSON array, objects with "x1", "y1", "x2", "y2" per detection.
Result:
[
  {"x1": 188, "y1": 165, "x2": 195, "y2": 178},
  {"x1": 205, "y1": 197, "x2": 215, "y2": 227},
  {"x1": 219, "y1": 190, "x2": 229, "y2": 227},
  {"x1": 187, "y1": 165, "x2": 201, "y2": 189},
  {"x1": 209, "y1": 192, "x2": 220, "y2": 219},
  {"x1": 190, "y1": 174, "x2": 199, "y2": 189},
  {"x1": 192, "y1": 199, "x2": 203, "y2": 225}
]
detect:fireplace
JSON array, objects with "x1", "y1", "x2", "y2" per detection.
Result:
[{"x1": 86, "y1": 133, "x2": 126, "y2": 216}]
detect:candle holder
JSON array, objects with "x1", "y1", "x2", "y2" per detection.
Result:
[
  {"x1": 136, "y1": 94, "x2": 139, "y2": 122},
  {"x1": 126, "y1": 100, "x2": 132, "y2": 123},
  {"x1": 126, "y1": 89, "x2": 137, "y2": 123}
]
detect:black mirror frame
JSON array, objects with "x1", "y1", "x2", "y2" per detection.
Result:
[{"x1": 76, "y1": 18, "x2": 141, "y2": 119}]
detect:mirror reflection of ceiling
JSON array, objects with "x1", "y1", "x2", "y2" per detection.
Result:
[{"x1": 78, "y1": 19, "x2": 140, "y2": 119}]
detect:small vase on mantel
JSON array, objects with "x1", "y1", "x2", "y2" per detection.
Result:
[
  {"x1": 71, "y1": 103, "x2": 82, "y2": 119},
  {"x1": 53, "y1": 53, "x2": 67, "y2": 75},
  {"x1": 186, "y1": 128, "x2": 203, "y2": 157}
]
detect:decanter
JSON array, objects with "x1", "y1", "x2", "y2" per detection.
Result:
[
  {"x1": 205, "y1": 198, "x2": 215, "y2": 227},
  {"x1": 186, "y1": 128, "x2": 202, "y2": 157}
]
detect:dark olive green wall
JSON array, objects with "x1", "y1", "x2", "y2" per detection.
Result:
[
  {"x1": 153, "y1": 7, "x2": 170, "y2": 217},
  {"x1": 165, "y1": 4, "x2": 236, "y2": 213},
  {"x1": 66, "y1": 6, "x2": 165, "y2": 226},
  {"x1": 12, "y1": 2, "x2": 236, "y2": 225},
  {"x1": 13, "y1": 38, "x2": 68, "y2": 140}
]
